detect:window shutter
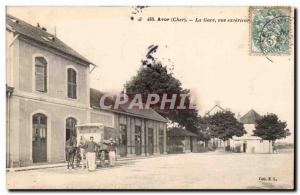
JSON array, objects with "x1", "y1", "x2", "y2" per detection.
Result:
[
  {"x1": 35, "y1": 57, "x2": 47, "y2": 92},
  {"x1": 36, "y1": 74, "x2": 45, "y2": 92},
  {"x1": 67, "y1": 68, "x2": 77, "y2": 99}
]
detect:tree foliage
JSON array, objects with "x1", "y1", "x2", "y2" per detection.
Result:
[
  {"x1": 253, "y1": 113, "x2": 290, "y2": 141},
  {"x1": 197, "y1": 116, "x2": 212, "y2": 141},
  {"x1": 125, "y1": 46, "x2": 199, "y2": 133},
  {"x1": 205, "y1": 111, "x2": 246, "y2": 141}
]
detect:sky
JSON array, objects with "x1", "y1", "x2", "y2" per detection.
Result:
[{"x1": 7, "y1": 7, "x2": 294, "y2": 142}]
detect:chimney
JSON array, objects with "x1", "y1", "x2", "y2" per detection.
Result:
[{"x1": 37, "y1": 23, "x2": 47, "y2": 31}]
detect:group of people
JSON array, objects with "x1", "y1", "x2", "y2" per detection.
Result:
[{"x1": 65, "y1": 135, "x2": 117, "y2": 171}]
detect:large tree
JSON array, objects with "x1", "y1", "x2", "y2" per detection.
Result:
[
  {"x1": 253, "y1": 113, "x2": 290, "y2": 152},
  {"x1": 206, "y1": 111, "x2": 246, "y2": 142},
  {"x1": 125, "y1": 45, "x2": 199, "y2": 133}
]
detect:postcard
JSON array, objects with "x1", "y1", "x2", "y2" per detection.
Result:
[{"x1": 6, "y1": 6, "x2": 295, "y2": 190}]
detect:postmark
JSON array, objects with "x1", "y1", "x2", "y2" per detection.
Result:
[{"x1": 249, "y1": 7, "x2": 291, "y2": 55}]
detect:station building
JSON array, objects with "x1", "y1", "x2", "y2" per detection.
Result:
[{"x1": 6, "y1": 14, "x2": 167, "y2": 167}]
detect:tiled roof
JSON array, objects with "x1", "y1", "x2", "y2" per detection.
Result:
[
  {"x1": 240, "y1": 109, "x2": 261, "y2": 124},
  {"x1": 167, "y1": 127, "x2": 197, "y2": 137},
  {"x1": 6, "y1": 14, "x2": 94, "y2": 66},
  {"x1": 90, "y1": 88, "x2": 168, "y2": 123}
]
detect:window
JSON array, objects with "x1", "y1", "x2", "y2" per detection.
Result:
[
  {"x1": 66, "y1": 117, "x2": 77, "y2": 140},
  {"x1": 67, "y1": 68, "x2": 77, "y2": 99},
  {"x1": 35, "y1": 57, "x2": 47, "y2": 92}
]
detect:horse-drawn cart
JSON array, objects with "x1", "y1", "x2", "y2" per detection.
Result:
[{"x1": 76, "y1": 123, "x2": 118, "y2": 168}]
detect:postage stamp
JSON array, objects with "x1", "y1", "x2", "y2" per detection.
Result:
[{"x1": 249, "y1": 7, "x2": 291, "y2": 55}]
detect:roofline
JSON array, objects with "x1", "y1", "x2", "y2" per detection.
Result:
[
  {"x1": 91, "y1": 106, "x2": 168, "y2": 123},
  {"x1": 167, "y1": 128, "x2": 198, "y2": 137},
  {"x1": 17, "y1": 34, "x2": 93, "y2": 67},
  {"x1": 205, "y1": 104, "x2": 225, "y2": 116},
  {"x1": 17, "y1": 33, "x2": 93, "y2": 67},
  {"x1": 6, "y1": 14, "x2": 97, "y2": 67}
]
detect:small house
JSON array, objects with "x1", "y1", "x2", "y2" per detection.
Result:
[{"x1": 167, "y1": 128, "x2": 197, "y2": 153}]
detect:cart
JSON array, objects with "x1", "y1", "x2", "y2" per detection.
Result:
[{"x1": 76, "y1": 123, "x2": 118, "y2": 168}]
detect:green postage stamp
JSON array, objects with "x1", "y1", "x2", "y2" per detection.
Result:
[{"x1": 249, "y1": 7, "x2": 291, "y2": 55}]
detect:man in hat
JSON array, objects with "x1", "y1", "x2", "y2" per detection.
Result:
[
  {"x1": 85, "y1": 136, "x2": 99, "y2": 171},
  {"x1": 107, "y1": 138, "x2": 117, "y2": 167}
]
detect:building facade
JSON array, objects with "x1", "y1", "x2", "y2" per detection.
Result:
[
  {"x1": 6, "y1": 14, "x2": 167, "y2": 168},
  {"x1": 167, "y1": 128, "x2": 197, "y2": 153},
  {"x1": 90, "y1": 89, "x2": 168, "y2": 157},
  {"x1": 229, "y1": 109, "x2": 273, "y2": 153}
]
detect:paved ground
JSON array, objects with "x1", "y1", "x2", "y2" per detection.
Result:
[{"x1": 6, "y1": 151, "x2": 294, "y2": 189}]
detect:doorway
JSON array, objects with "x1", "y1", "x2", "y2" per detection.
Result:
[
  {"x1": 135, "y1": 126, "x2": 142, "y2": 156},
  {"x1": 243, "y1": 142, "x2": 247, "y2": 153},
  {"x1": 66, "y1": 117, "x2": 77, "y2": 141},
  {"x1": 32, "y1": 113, "x2": 47, "y2": 163},
  {"x1": 148, "y1": 128, "x2": 154, "y2": 155},
  {"x1": 159, "y1": 129, "x2": 164, "y2": 154},
  {"x1": 190, "y1": 137, "x2": 193, "y2": 152},
  {"x1": 119, "y1": 124, "x2": 127, "y2": 157}
]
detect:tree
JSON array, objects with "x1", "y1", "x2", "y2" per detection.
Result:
[
  {"x1": 206, "y1": 111, "x2": 246, "y2": 143},
  {"x1": 196, "y1": 119, "x2": 212, "y2": 150},
  {"x1": 253, "y1": 113, "x2": 290, "y2": 153},
  {"x1": 125, "y1": 45, "x2": 199, "y2": 133},
  {"x1": 197, "y1": 116, "x2": 211, "y2": 139}
]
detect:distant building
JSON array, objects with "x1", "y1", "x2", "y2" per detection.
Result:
[
  {"x1": 167, "y1": 128, "x2": 197, "y2": 153},
  {"x1": 205, "y1": 104, "x2": 225, "y2": 117},
  {"x1": 229, "y1": 109, "x2": 273, "y2": 153},
  {"x1": 205, "y1": 104, "x2": 226, "y2": 148}
]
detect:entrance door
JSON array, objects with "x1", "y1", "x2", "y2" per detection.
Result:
[
  {"x1": 32, "y1": 113, "x2": 47, "y2": 163},
  {"x1": 190, "y1": 137, "x2": 193, "y2": 152},
  {"x1": 148, "y1": 128, "x2": 154, "y2": 155},
  {"x1": 119, "y1": 124, "x2": 127, "y2": 157},
  {"x1": 135, "y1": 126, "x2": 142, "y2": 156},
  {"x1": 66, "y1": 117, "x2": 77, "y2": 141},
  {"x1": 65, "y1": 117, "x2": 77, "y2": 160},
  {"x1": 243, "y1": 142, "x2": 247, "y2": 153},
  {"x1": 159, "y1": 129, "x2": 164, "y2": 154}
]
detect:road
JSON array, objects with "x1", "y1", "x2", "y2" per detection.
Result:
[{"x1": 6, "y1": 151, "x2": 294, "y2": 189}]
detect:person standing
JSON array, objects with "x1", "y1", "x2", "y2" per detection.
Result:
[
  {"x1": 85, "y1": 136, "x2": 99, "y2": 171},
  {"x1": 107, "y1": 138, "x2": 117, "y2": 167},
  {"x1": 78, "y1": 136, "x2": 87, "y2": 169}
]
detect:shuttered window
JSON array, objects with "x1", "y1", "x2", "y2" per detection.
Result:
[
  {"x1": 35, "y1": 57, "x2": 47, "y2": 92},
  {"x1": 67, "y1": 68, "x2": 77, "y2": 99}
]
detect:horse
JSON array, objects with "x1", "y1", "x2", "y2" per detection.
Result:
[{"x1": 65, "y1": 137, "x2": 78, "y2": 169}]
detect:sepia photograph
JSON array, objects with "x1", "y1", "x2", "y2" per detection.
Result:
[{"x1": 5, "y1": 6, "x2": 295, "y2": 190}]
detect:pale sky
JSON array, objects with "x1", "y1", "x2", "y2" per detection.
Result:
[{"x1": 7, "y1": 7, "x2": 294, "y2": 142}]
